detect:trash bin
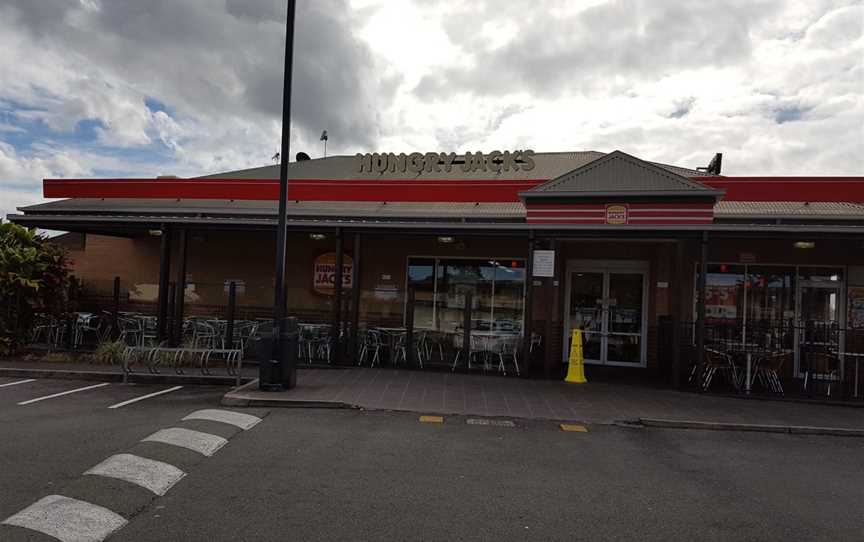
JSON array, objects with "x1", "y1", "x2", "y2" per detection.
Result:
[
  {"x1": 251, "y1": 331, "x2": 282, "y2": 391},
  {"x1": 250, "y1": 317, "x2": 298, "y2": 391}
]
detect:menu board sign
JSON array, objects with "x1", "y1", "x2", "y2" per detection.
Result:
[{"x1": 313, "y1": 253, "x2": 354, "y2": 295}]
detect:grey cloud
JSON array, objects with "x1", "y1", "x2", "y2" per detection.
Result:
[
  {"x1": 1, "y1": 0, "x2": 393, "y2": 151},
  {"x1": 667, "y1": 97, "x2": 696, "y2": 119},
  {"x1": 225, "y1": 0, "x2": 283, "y2": 23},
  {"x1": 416, "y1": 0, "x2": 779, "y2": 101},
  {"x1": 487, "y1": 104, "x2": 531, "y2": 132},
  {"x1": 772, "y1": 104, "x2": 813, "y2": 124}
]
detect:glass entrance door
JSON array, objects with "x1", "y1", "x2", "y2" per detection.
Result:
[
  {"x1": 565, "y1": 262, "x2": 648, "y2": 367},
  {"x1": 568, "y1": 272, "x2": 604, "y2": 362},
  {"x1": 797, "y1": 281, "x2": 842, "y2": 374},
  {"x1": 606, "y1": 272, "x2": 645, "y2": 364}
]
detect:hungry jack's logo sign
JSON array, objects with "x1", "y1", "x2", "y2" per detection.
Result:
[
  {"x1": 313, "y1": 253, "x2": 353, "y2": 295},
  {"x1": 605, "y1": 205, "x2": 628, "y2": 225},
  {"x1": 355, "y1": 150, "x2": 535, "y2": 174}
]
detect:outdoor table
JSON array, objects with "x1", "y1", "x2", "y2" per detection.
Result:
[
  {"x1": 717, "y1": 344, "x2": 776, "y2": 394},
  {"x1": 453, "y1": 331, "x2": 520, "y2": 351}
]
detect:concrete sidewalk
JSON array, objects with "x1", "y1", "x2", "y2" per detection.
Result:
[{"x1": 222, "y1": 368, "x2": 864, "y2": 431}]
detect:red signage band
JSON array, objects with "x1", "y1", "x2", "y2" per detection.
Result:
[
  {"x1": 42, "y1": 177, "x2": 864, "y2": 203},
  {"x1": 43, "y1": 178, "x2": 545, "y2": 203}
]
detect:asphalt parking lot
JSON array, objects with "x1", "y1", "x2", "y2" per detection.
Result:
[
  {"x1": 0, "y1": 376, "x2": 228, "y2": 524},
  {"x1": 1, "y1": 377, "x2": 862, "y2": 541}
]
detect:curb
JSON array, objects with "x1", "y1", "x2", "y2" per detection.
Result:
[
  {"x1": 221, "y1": 379, "x2": 356, "y2": 409},
  {"x1": 0, "y1": 367, "x2": 253, "y2": 387},
  {"x1": 698, "y1": 391, "x2": 864, "y2": 409},
  {"x1": 639, "y1": 418, "x2": 864, "y2": 437}
]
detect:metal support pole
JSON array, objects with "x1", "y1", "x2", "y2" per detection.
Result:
[
  {"x1": 167, "y1": 282, "x2": 176, "y2": 346},
  {"x1": 280, "y1": 316, "x2": 298, "y2": 388},
  {"x1": 463, "y1": 291, "x2": 473, "y2": 367},
  {"x1": 66, "y1": 278, "x2": 77, "y2": 350},
  {"x1": 544, "y1": 239, "x2": 557, "y2": 379},
  {"x1": 671, "y1": 240, "x2": 684, "y2": 388},
  {"x1": 226, "y1": 281, "x2": 236, "y2": 350},
  {"x1": 331, "y1": 230, "x2": 344, "y2": 364},
  {"x1": 111, "y1": 276, "x2": 120, "y2": 341},
  {"x1": 349, "y1": 233, "x2": 362, "y2": 363},
  {"x1": 156, "y1": 227, "x2": 172, "y2": 345},
  {"x1": 696, "y1": 232, "x2": 709, "y2": 385},
  {"x1": 406, "y1": 286, "x2": 415, "y2": 366},
  {"x1": 271, "y1": 0, "x2": 297, "y2": 383},
  {"x1": 173, "y1": 229, "x2": 188, "y2": 347},
  {"x1": 522, "y1": 234, "x2": 534, "y2": 376}
]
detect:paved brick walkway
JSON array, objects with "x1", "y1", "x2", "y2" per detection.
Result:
[{"x1": 228, "y1": 368, "x2": 864, "y2": 428}]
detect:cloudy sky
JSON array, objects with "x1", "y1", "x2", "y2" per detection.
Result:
[{"x1": 1, "y1": 0, "x2": 862, "y2": 220}]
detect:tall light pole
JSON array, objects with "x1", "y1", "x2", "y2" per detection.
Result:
[{"x1": 269, "y1": 0, "x2": 297, "y2": 389}]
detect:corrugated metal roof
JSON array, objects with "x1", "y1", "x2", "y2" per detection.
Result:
[
  {"x1": 18, "y1": 198, "x2": 524, "y2": 220},
  {"x1": 199, "y1": 150, "x2": 707, "y2": 182},
  {"x1": 21, "y1": 198, "x2": 864, "y2": 223},
  {"x1": 715, "y1": 201, "x2": 864, "y2": 219},
  {"x1": 525, "y1": 150, "x2": 720, "y2": 196}
]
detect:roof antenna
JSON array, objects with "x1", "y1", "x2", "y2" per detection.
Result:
[
  {"x1": 697, "y1": 153, "x2": 722, "y2": 175},
  {"x1": 320, "y1": 130, "x2": 329, "y2": 157}
]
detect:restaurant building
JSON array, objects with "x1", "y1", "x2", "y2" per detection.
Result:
[{"x1": 9, "y1": 149, "x2": 864, "y2": 389}]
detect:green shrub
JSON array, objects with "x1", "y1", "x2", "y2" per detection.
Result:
[
  {"x1": 0, "y1": 222, "x2": 71, "y2": 355},
  {"x1": 42, "y1": 352, "x2": 75, "y2": 363},
  {"x1": 93, "y1": 340, "x2": 126, "y2": 365}
]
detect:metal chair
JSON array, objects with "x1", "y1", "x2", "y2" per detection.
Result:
[
  {"x1": 754, "y1": 351, "x2": 788, "y2": 395},
  {"x1": 494, "y1": 335, "x2": 521, "y2": 376},
  {"x1": 359, "y1": 329, "x2": 383, "y2": 367},
  {"x1": 804, "y1": 351, "x2": 841, "y2": 397},
  {"x1": 452, "y1": 334, "x2": 491, "y2": 372},
  {"x1": 700, "y1": 349, "x2": 740, "y2": 392}
]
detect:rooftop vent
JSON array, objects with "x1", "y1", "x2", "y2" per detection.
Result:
[
  {"x1": 296, "y1": 152, "x2": 311, "y2": 162},
  {"x1": 696, "y1": 153, "x2": 723, "y2": 175}
]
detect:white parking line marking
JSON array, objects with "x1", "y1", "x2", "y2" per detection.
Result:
[
  {"x1": 85, "y1": 453, "x2": 186, "y2": 496},
  {"x1": 107, "y1": 386, "x2": 184, "y2": 409},
  {"x1": 142, "y1": 427, "x2": 228, "y2": 457},
  {"x1": 182, "y1": 408, "x2": 262, "y2": 430},
  {"x1": 18, "y1": 382, "x2": 110, "y2": 405},
  {"x1": 2, "y1": 494, "x2": 127, "y2": 542},
  {"x1": 0, "y1": 378, "x2": 36, "y2": 388}
]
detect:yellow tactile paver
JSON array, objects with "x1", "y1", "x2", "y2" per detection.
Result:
[
  {"x1": 419, "y1": 415, "x2": 444, "y2": 424},
  {"x1": 560, "y1": 423, "x2": 588, "y2": 432}
]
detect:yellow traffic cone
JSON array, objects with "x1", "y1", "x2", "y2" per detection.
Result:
[{"x1": 565, "y1": 329, "x2": 588, "y2": 384}]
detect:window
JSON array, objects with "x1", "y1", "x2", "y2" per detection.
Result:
[
  {"x1": 696, "y1": 264, "x2": 843, "y2": 349},
  {"x1": 407, "y1": 257, "x2": 525, "y2": 332},
  {"x1": 747, "y1": 266, "x2": 796, "y2": 350}
]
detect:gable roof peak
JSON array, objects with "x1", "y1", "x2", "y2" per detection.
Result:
[{"x1": 522, "y1": 149, "x2": 723, "y2": 199}]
